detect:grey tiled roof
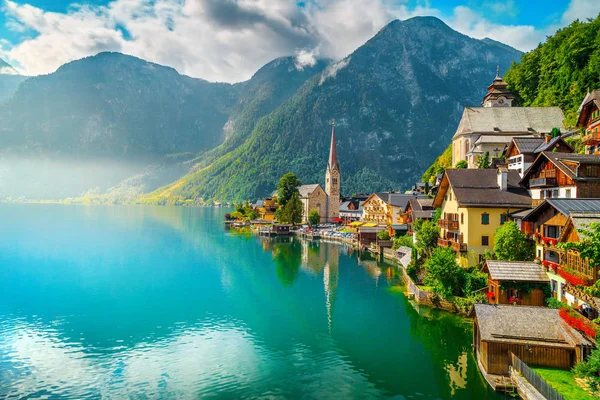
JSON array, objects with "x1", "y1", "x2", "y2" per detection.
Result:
[
  {"x1": 474, "y1": 304, "x2": 592, "y2": 346},
  {"x1": 513, "y1": 137, "x2": 545, "y2": 153},
  {"x1": 485, "y1": 260, "x2": 549, "y2": 282},
  {"x1": 444, "y1": 169, "x2": 531, "y2": 208},
  {"x1": 454, "y1": 107, "x2": 565, "y2": 138},
  {"x1": 298, "y1": 184, "x2": 321, "y2": 198},
  {"x1": 578, "y1": 90, "x2": 600, "y2": 113},
  {"x1": 548, "y1": 199, "x2": 600, "y2": 215}
]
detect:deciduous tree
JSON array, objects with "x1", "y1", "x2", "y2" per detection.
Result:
[
  {"x1": 424, "y1": 247, "x2": 464, "y2": 298},
  {"x1": 277, "y1": 173, "x2": 302, "y2": 206},
  {"x1": 308, "y1": 209, "x2": 320, "y2": 226},
  {"x1": 493, "y1": 221, "x2": 534, "y2": 261}
]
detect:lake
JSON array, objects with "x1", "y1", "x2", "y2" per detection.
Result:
[{"x1": 0, "y1": 205, "x2": 499, "y2": 399}]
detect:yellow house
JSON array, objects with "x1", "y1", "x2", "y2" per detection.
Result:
[
  {"x1": 362, "y1": 192, "x2": 426, "y2": 233},
  {"x1": 433, "y1": 168, "x2": 532, "y2": 267}
]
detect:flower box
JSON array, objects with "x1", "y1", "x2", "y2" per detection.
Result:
[
  {"x1": 557, "y1": 267, "x2": 591, "y2": 286},
  {"x1": 559, "y1": 308, "x2": 598, "y2": 338}
]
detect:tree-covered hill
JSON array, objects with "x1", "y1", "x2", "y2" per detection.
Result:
[
  {"x1": 421, "y1": 14, "x2": 600, "y2": 178},
  {"x1": 504, "y1": 14, "x2": 600, "y2": 126},
  {"x1": 142, "y1": 16, "x2": 522, "y2": 204}
]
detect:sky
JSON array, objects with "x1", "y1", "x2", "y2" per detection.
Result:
[{"x1": 0, "y1": 0, "x2": 599, "y2": 83}]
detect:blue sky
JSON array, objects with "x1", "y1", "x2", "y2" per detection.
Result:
[{"x1": 0, "y1": 0, "x2": 598, "y2": 82}]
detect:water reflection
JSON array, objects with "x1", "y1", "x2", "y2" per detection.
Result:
[{"x1": 0, "y1": 205, "x2": 498, "y2": 399}]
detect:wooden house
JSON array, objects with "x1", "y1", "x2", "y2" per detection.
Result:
[
  {"x1": 482, "y1": 260, "x2": 549, "y2": 306},
  {"x1": 520, "y1": 152, "x2": 600, "y2": 206},
  {"x1": 473, "y1": 304, "x2": 593, "y2": 382},
  {"x1": 505, "y1": 136, "x2": 572, "y2": 177},
  {"x1": 555, "y1": 212, "x2": 600, "y2": 319},
  {"x1": 577, "y1": 90, "x2": 600, "y2": 155}
]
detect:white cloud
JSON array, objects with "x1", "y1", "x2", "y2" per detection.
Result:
[{"x1": 1, "y1": 0, "x2": 599, "y2": 82}]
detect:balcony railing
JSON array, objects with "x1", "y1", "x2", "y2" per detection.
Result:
[
  {"x1": 582, "y1": 131, "x2": 600, "y2": 145},
  {"x1": 438, "y1": 219, "x2": 459, "y2": 231},
  {"x1": 529, "y1": 177, "x2": 557, "y2": 188},
  {"x1": 438, "y1": 237, "x2": 467, "y2": 252}
]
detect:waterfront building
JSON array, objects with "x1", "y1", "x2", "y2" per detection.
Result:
[
  {"x1": 452, "y1": 73, "x2": 565, "y2": 168},
  {"x1": 361, "y1": 192, "x2": 426, "y2": 234},
  {"x1": 433, "y1": 168, "x2": 531, "y2": 267},
  {"x1": 339, "y1": 199, "x2": 364, "y2": 223},
  {"x1": 473, "y1": 304, "x2": 593, "y2": 388},
  {"x1": 505, "y1": 136, "x2": 573, "y2": 176},
  {"x1": 577, "y1": 89, "x2": 600, "y2": 155},
  {"x1": 254, "y1": 196, "x2": 279, "y2": 221},
  {"x1": 519, "y1": 152, "x2": 600, "y2": 206},
  {"x1": 482, "y1": 260, "x2": 549, "y2": 306},
  {"x1": 299, "y1": 123, "x2": 341, "y2": 223}
]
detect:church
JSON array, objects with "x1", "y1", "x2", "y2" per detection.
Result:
[
  {"x1": 298, "y1": 123, "x2": 341, "y2": 223},
  {"x1": 452, "y1": 70, "x2": 565, "y2": 168}
]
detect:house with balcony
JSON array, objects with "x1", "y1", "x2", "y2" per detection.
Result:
[
  {"x1": 504, "y1": 136, "x2": 573, "y2": 176},
  {"x1": 401, "y1": 197, "x2": 435, "y2": 235},
  {"x1": 339, "y1": 199, "x2": 364, "y2": 223},
  {"x1": 577, "y1": 89, "x2": 600, "y2": 155},
  {"x1": 553, "y1": 212, "x2": 600, "y2": 319},
  {"x1": 362, "y1": 192, "x2": 426, "y2": 234},
  {"x1": 433, "y1": 168, "x2": 531, "y2": 266},
  {"x1": 520, "y1": 152, "x2": 600, "y2": 206}
]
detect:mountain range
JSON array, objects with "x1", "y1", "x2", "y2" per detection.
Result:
[{"x1": 0, "y1": 17, "x2": 523, "y2": 202}]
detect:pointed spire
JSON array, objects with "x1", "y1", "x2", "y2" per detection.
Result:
[
  {"x1": 328, "y1": 120, "x2": 339, "y2": 171},
  {"x1": 495, "y1": 65, "x2": 500, "y2": 79}
]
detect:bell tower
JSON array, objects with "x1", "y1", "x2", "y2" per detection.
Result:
[
  {"x1": 325, "y1": 121, "x2": 340, "y2": 222},
  {"x1": 482, "y1": 67, "x2": 515, "y2": 108}
]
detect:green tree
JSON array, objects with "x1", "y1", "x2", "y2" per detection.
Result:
[
  {"x1": 424, "y1": 247, "x2": 465, "y2": 298},
  {"x1": 455, "y1": 160, "x2": 468, "y2": 169},
  {"x1": 393, "y1": 235, "x2": 414, "y2": 250},
  {"x1": 415, "y1": 219, "x2": 440, "y2": 256},
  {"x1": 277, "y1": 173, "x2": 302, "y2": 206},
  {"x1": 476, "y1": 151, "x2": 490, "y2": 169},
  {"x1": 308, "y1": 209, "x2": 320, "y2": 226},
  {"x1": 559, "y1": 222, "x2": 600, "y2": 267},
  {"x1": 493, "y1": 221, "x2": 535, "y2": 261},
  {"x1": 279, "y1": 192, "x2": 303, "y2": 225},
  {"x1": 230, "y1": 211, "x2": 243, "y2": 220}
]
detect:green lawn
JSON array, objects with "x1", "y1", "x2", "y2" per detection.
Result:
[{"x1": 531, "y1": 367, "x2": 594, "y2": 400}]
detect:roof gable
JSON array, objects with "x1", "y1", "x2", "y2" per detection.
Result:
[{"x1": 298, "y1": 184, "x2": 323, "y2": 198}]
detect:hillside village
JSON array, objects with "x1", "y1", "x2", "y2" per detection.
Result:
[{"x1": 226, "y1": 72, "x2": 600, "y2": 398}]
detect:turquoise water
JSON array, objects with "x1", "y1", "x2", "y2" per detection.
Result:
[{"x1": 0, "y1": 205, "x2": 499, "y2": 399}]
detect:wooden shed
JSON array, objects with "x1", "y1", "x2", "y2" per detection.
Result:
[
  {"x1": 482, "y1": 260, "x2": 550, "y2": 307},
  {"x1": 473, "y1": 304, "x2": 593, "y2": 380}
]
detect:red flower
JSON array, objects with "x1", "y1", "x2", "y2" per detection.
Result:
[
  {"x1": 509, "y1": 296, "x2": 521, "y2": 305},
  {"x1": 486, "y1": 291, "x2": 495, "y2": 300},
  {"x1": 559, "y1": 308, "x2": 598, "y2": 338},
  {"x1": 557, "y1": 267, "x2": 590, "y2": 286}
]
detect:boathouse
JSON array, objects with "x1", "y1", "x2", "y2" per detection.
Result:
[
  {"x1": 482, "y1": 260, "x2": 549, "y2": 306},
  {"x1": 473, "y1": 304, "x2": 592, "y2": 383}
]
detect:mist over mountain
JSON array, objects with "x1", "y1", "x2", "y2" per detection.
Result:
[
  {"x1": 0, "y1": 17, "x2": 523, "y2": 202},
  {"x1": 145, "y1": 16, "x2": 523, "y2": 203}
]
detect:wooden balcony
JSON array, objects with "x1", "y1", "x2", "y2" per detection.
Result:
[
  {"x1": 582, "y1": 131, "x2": 600, "y2": 145},
  {"x1": 438, "y1": 237, "x2": 467, "y2": 252},
  {"x1": 530, "y1": 177, "x2": 557, "y2": 188},
  {"x1": 438, "y1": 219, "x2": 459, "y2": 231},
  {"x1": 564, "y1": 249, "x2": 597, "y2": 281}
]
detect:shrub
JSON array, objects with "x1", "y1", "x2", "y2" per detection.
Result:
[
  {"x1": 573, "y1": 348, "x2": 600, "y2": 395},
  {"x1": 377, "y1": 230, "x2": 391, "y2": 241},
  {"x1": 423, "y1": 247, "x2": 464, "y2": 298},
  {"x1": 546, "y1": 297, "x2": 565, "y2": 309},
  {"x1": 393, "y1": 235, "x2": 414, "y2": 250},
  {"x1": 463, "y1": 270, "x2": 488, "y2": 296}
]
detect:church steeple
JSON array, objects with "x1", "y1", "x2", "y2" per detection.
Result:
[
  {"x1": 482, "y1": 68, "x2": 515, "y2": 107},
  {"x1": 328, "y1": 121, "x2": 339, "y2": 172},
  {"x1": 325, "y1": 120, "x2": 340, "y2": 222}
]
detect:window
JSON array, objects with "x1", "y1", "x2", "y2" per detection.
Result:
[
  {"x1": 481, "y1": 213, "x2": 489, "y2": 225},
  {"x1": 449, "y1": 192, "x2": 452, "y2": 201},
  {"x1": 482, "y1": 236, "x2": 489, "y2": 246},
  {"x1": 460, "y1": 213, "x2": 464, "y2": 225},
  {"x1": 500, "y1": 214, "x2": 507, "y2": 225},
  {"x1": 332, "y1": 177, "x2": 337, "y2": 185},
  {"x1": 565, "y1": 189, "x2": 571, "y2": 199}
]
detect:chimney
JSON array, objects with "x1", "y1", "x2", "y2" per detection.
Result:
[
  {"x1": 497, "y1": 167, "x2": 508, "y2": 191},
  {"x1": 545, "y1": 134, "x2": 551, "y2": 143}
]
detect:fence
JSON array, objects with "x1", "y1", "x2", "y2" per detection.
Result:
[{"x1": 510, "y1": 353, "x2": 565, "y2": 400}]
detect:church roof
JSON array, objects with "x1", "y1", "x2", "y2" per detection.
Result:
[
  {"x1": 453, "y1": 107, "x2": 565, "y2": 139},
  {"x1": 328, "y1": 123, "x2": 339, "y2": 172},
  {"x1": 298, "y1": 184, "x2": 322, "y2": 198}
]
